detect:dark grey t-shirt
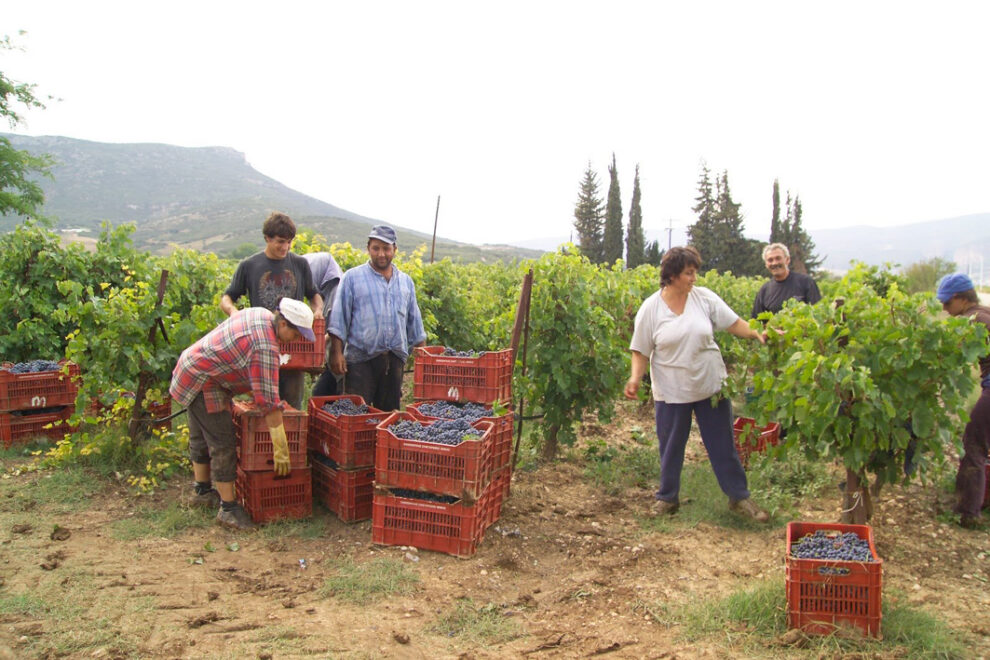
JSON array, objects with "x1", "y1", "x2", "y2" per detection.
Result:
[
  {"x1": 225, "y1": 251, "x2": 318, "y2": 311},
  {"x1": 751, "y1": 271, "x2": 822, "y2": 317}
]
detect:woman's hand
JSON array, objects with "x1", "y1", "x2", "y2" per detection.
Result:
[{"x1": 624, "y1": 377, "x2": 640, "y2": 400}]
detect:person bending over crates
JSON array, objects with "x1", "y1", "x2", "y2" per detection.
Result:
[
  {"x1": 170, "y1": 298, "x2": 316, "y2": 531},
  {"x1": 328, "y1": 225, "x2": 426, "y2": 412}
]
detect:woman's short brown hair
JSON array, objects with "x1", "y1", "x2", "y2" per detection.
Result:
[
  {"x1": 660, "y1": 246, "x2": 702, "y2": 287},
  {"x1": 262, "y1": 212, "x2": 296, "y2": 240}
]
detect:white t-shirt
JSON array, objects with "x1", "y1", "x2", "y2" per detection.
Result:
[{"x1": 629, "y1": 286, "x2": 739, "y2": 403}]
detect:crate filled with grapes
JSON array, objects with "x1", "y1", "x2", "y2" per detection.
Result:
[
  {"x1": 0, "y1": 360, "x2": 80, "y2": 413},
  {"x1": 310, "y1": 451, "x2": 375, "y2": 523},
  {"x1": 308, "y1": 395, "x2": 385, "y2": 468},
  {"x1": 375, "y1": 411, "x2": 496, "y2": 501},
  {"x1": 406, "y1": 400, "x2": 514, "y2": 472},
  {"x1": 786, "y1": 521, "x2": 883, "y2": 637},
  {"x1": 412, "y1": 346, "x2": 513, "y2": 406},
  {"x1": 231, "y1": 400, "x2": 308, "y2": 472},
  {"x1": 0, "y1": 405, "x2": 75, "y2": 448}
]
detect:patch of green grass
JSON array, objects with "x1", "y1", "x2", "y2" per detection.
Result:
[
  {"x1": 259, "y1": 515, "x2": 329, "y2": 540},
  {"x1": 319, "y1": 556, "x2": 420, "y2": 603},
  {"x1": 110, "y1": 500, "x2": 213, "y2": 540},
  {"x1": 746, "y1": 445, "x2": 833, "y2": 518},
  {"x1": 582, "y1": 427, "x2": 659, "y2": 494},
  {"x1": 0, "y1": 464, "x2": 104, "y2": 514},
  {"x1": 429, "y1": 598, "x2": 523, "y2": 646}
]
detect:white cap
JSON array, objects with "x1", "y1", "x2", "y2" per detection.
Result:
[{"x1": 277, "y1": 298, "x2": 315, "y2": 342}]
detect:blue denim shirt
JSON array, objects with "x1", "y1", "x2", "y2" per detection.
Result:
[{"x1": 328, "y1": 262, "x2": 427, "y2": 363}]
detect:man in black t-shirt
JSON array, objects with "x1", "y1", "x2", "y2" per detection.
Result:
[
  {"x1": 751, "y1": 243, "x2": 821, "y2": 318},
  {"x1": 221, "y1": 212, "x2": 323, "y2": 408}
]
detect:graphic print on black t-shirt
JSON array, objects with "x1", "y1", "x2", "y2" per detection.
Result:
[{"x1": 258, "y1": 270, "x2": 299, "y2": 310}]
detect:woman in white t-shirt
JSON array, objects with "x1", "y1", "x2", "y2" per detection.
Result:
[{"x1": 624, "y1": 246, "x2": 769, "y2": 521}]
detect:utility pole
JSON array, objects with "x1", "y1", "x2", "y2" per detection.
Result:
[
  {"x1": 430, "y1": 195, "x2": 440, "y2": 264},
  {"x1": 666, "y1": 218, "x2": 674, "y2": 250}
]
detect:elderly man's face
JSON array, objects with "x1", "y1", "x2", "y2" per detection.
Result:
[{"x1": 764, "y1": 248, "x2": 790, "y2": 281}]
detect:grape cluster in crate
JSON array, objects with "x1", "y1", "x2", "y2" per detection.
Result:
[
  {"x1": 372, "y1": 346, "x2": 514, "y2": 558},
  {"x1": 0, "y1": 360, "x2": 79, "y2": 448}
]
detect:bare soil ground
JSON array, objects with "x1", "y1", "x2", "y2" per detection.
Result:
[{"x1": 1, "y1": 403, "x2": 988, "y2": 659}]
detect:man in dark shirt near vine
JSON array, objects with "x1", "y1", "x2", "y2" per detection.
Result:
[
  {"x1": 220, "y1": 212, "x2": 323, "y2": 409},
  {"x1": 751, "y1": 243, "x2": 821, "y2": 318},
  {"x1": 937, "y1": 273, "x2": 990, "y2": 529}
]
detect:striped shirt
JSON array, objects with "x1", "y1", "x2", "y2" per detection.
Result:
[
  {"x1": 170, "y1": 308, "x2": 284, "y2": 414},
  {"x1": 328, "y1": 262, "x2": 427, "y2": 362}
]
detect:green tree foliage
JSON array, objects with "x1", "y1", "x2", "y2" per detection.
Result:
[
  {"x1": 573, "y1": 162, "x2": 604, "y2": 263},
  {"x1": 644, "y1": 240, "x2": 662, "y2": 266},
  {"x1": 769, "y1": 186, "x2": 821, "y2": 275},
  {"x1": 625, "y1": 165, "x2": 645, "y2": 268},
  {"x1": 602, "y1": 154, "x2": 624, "y2": 265},
  {"x1": 0, "y1": 34, "x2": 54, "y2": 219},
  {"x1": 901, "y1": 257, "x2": 957, "y2": 294},
  {"x1": 688, "y1": 166, "x2": 763, "y2": 276}
]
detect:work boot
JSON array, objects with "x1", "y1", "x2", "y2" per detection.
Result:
[
  {"x1": 959, "y1": 515, "x2": 982, "y2": 530},
  {"x1": 216, "y1": 503, "x2": 256, "y2": 531},
  {"x1": 729, "y1": 497, "x2": 769, "y2": 522},
  {"x1": 652, "y1": 499, "x2": 679, "y2": 516},
  {"x1": 187, "y1": 487, "x2": 221, "y2": 509}
]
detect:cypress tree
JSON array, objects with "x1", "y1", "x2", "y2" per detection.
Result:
[
  {"x1": 644, "y1": 240, "x2": 662, "y2": 266},
  {"x1": 625, "y1": 164, "x2": 645, "y2": 268},
  {"x1": 769, "y1": 179, "x2": 782, "y2": 244},
  {"x1": 688, "y1": 166, "x2": 762, "y2": 276},
  {"x1": 602, "y1": 153, "x2": 624, "y2": 265},
  {"x1": 573, "y1": 162, "x2": 604, "y2": 263}
]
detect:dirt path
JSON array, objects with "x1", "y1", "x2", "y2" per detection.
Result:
[{"x1": 1, "y1": 404, "x2": 988, "y2": 659}]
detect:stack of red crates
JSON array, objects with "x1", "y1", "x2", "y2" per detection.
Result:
[
  {"x1": 308, "y1": 395, "x2": 385, "y2": 522},
  {"x1": 786, "y1": 521, "x2": 883, "y2": 637},
  {"x1": 0, "y1": 361, "x2": 79, "y2": 449},
  {"x1": 231, "y1": 400, "x2": 311, "y2": 523},
  {"x1": 372, "y1": 347, "x2": 514, "y2": 557}
]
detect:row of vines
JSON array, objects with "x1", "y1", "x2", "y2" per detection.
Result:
[{"x1": 2, "y1": 220, "x2": 985, "y2": 522}]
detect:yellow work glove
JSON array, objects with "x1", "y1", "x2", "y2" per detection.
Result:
[{"x1": 270, "y1": 424, "x2": 291, "y2": 476}]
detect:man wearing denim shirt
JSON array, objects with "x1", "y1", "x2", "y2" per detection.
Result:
[{"x1": 328, "y1": 225, "x2": 427, "y2": 411}]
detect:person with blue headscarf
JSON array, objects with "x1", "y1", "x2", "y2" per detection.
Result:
[{"x1": 937, "y1": 273, "x2": 990, "y2": 529}]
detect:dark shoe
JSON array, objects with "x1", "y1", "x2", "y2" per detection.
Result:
[
  {"x1": 729, "y1": 497, "x2": 769, "y2": 522},
  {"x1": 188, "y1": 488, "x2": 221, "y2": 509},
  {"x1": 652, "y1": 499, "x2": 679, "y2": 516},
  {"x1": 959, "y1": 516, "x2": 982, "y2": 530},
  {"x1": 216, "y1": 503, "x2": 256, "y2": 531}
]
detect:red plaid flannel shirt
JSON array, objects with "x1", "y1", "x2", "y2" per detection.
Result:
[{"x1": 170, "y1": 308, "x2": 284, "y2": 415}]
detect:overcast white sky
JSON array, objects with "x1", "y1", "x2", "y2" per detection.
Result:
[{"x1": 4, "y1": 1, "x2": 989, "y2": 246}]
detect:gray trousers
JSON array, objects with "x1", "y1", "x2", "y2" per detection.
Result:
[{"x1": 187, "y1": 392, "x2": 238, "y2": 483}]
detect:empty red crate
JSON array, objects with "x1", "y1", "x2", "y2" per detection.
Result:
[
  {"x1": 1, "y1": 407, "x2": 75, "y2": 449},
  {"x1": 278, "y1": 317, "x2": 325, "y2": 371},
  {"x1": 235, "y1": 466, "x2": 312, "y2": 524},
  {"x1": 375, "y1": 411, "x2": 495, "y2": 501},
  {"x1": 310, "y1": 452, "x2": 375, "y2": 522},
  {"x1": 0, "y1": 361, "x2": 80, "y2": 413},
  {"x1": 232, "y1": 400, "x2": 308, "y2": 471},
  {"x1": 786, "y1": 521, "x2": 883, "y2": 637},
  {"x1": 406, "y1": 401, "x2": 515, "y2": 473},
  {"x1": 308, "y1": 395, "x2": 385, "y2": 468},
  {"x1": 412, "y1": 346, "x2": 513, "y2": 406},
  {"x1": 733, "y1": 417, "x2": 781, "y2": 466},
  {"x1": 371, "y1": 486, "x2": 488, "y2": 558}
]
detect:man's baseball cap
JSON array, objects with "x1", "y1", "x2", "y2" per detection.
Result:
[
  {"x1": 368, "y1": 225, "x2": 397, "y2": 245},
  {"x1": 936, "y1": 273, "x2": 975, "y2": 303},
  {"x1": 277, "y1": 298, "x2": 316, "y2": 342}
]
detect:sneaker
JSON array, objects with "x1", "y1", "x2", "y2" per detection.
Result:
[
  {"x1": 188, "y1": 488, "x2": 221, "y2": 509},
  {"x1": 729, "y1": 498, "x2": 769, "y2": 522},
  {"x1": 652, "y1": 499, "x2": 679, "y2": 516},
  {"x1": 216, "y1": 503, "x2": 256, "y2": 531},
  {"x1": 959, "y1": 516, "x2": 982, "y2": 530}
]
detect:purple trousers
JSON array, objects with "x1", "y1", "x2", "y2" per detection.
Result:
[
  {"x1": 955, "y1": 386, "x2": 990, "y2": 519},
  {"x1": 654, "y1": 396, "x2": 750, "y2": 503}
]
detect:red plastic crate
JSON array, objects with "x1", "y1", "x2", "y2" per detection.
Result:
[
  {"x1": 279, "y1": 317, "x2": 325, "y2": 370},
  {"x1": 308, "y1": 395, "x2": 385, "y2": 468},
  {"x1": 375, "y1": 411, "x2": 495, "y2": 501},
  {"x1": 733, "y1": 417, "x2": 781, "y2": 467},
  {"x1": 786, "y1": 521, "x2": 883, "y2": 637},
  {"x1": 310, "y1": 452, "x2": 375, "y2": 522},
  {"x1": 0, "y1": 361, "x2": 80, "y2": 413},
  {"x1": 412, "y1": 346, "x2": 513, "y2": 406},
  {"x1": 484, "y1": 466, "x2": 512, "y2": 531},
  {"x1": 371, "y1": 486, "x2": 488, "y2": 558},
  {"x1": 1, "y1": 407, "x2": 75, "y2": 449},
  {"x1": 231, "y1": 400, "x2": 308, "y2": 471},
  {"x1": 235, "y1": 466, "x2": 312, "y2": 524},
  {"x1": 406, "y1": 401, "x2": 515, "y2": 473}
]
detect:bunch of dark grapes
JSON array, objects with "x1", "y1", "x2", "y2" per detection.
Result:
[
  {"x1": 790, "y1": 530, "x2": 876, "y2": 562},
  {"x1": 441, "y1": 347, "x2": 485, "y2": 357},
  {"x1": 387, "y1": 418, "x2": 481, "y2": 446},
  {"x1": 416, "y1": 401, "x2": 493, "y2": 421},
  {"x1": 2, "y1": 360, "x2": 61, "y2": 374},
  {"x1": 389, "y1": 488, "x2": 458, "y2": 504},
  {"x1": 322, "y1": 399, "x2": 370, "y2": 416}
]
